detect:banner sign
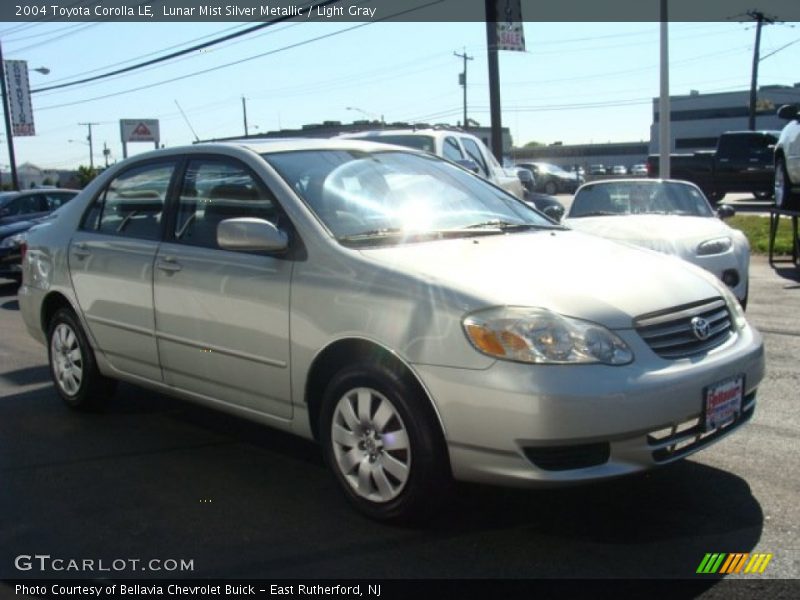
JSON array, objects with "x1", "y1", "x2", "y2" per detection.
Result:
[
  {"x1": 496, "y1": 0, "x2": 526, "y2": 52},
  {"x1": 5, "y1": 60, "x2": 35, "y2": 136}
]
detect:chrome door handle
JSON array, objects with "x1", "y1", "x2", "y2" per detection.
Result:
[
  {"x1": 72, "y1": 243, "x2": 90, "y2": 259},
  {"x1": 156, "y1": 257, "x2": 182, "y2": 273}
]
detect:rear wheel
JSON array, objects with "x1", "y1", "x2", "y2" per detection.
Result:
[
  {"x1": 544, "y1": 180, "x2": 558, "y2": 195},
  {"x1": 319, "y1": 362, "x2": 450, "y2": 523},
  {"x1": 47, "y1": 308, "x2": 115, "y2": 411}
]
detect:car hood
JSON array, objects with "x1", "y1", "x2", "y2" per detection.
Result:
[
  {"x1": 563, "y1": 215, "x2": 735, "y2": 259},
  {"x1": 357, "y1": 228, "x2": 723, "y2": 330}
]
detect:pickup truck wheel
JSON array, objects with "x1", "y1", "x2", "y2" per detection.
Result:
[
  {"x1": 775, "y1": 157, "x2": 792, "y2": 209},
  {"x1": 320, "y1": 362, "x2": 450, "y2": 523},
  {"x1": 47, "y1": 308, "x2": 115, "y2": 411}
]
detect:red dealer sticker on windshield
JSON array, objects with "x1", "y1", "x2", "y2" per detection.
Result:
[{"x1": 703, "y1": 375, "x2": 744, "y2": 432}]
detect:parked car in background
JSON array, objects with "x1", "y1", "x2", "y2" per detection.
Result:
[
  {"x1": 630, "y1": 163, "x2": 648, "y2": 176},
  {"x1": 515, "y1": 161, "x2": 582, "y2": 195},
  {"x1": 565, "y1": 179, "x2": 750, "y2": 306},
  {"x1": 611, "y1": 165, "x2": 628, "y2": 175},
  {"x1": 774, "y1": 104, "x2": 800, "y2": 210},
  {"x1": 0, "y1": 192, "x2": 78, "y2": 283},
  {"x1": 340, "y1": 128, "x2": 524, "y2": 199},
  {"x1": 514, "y1": 166, "x2": 565, "y2": 220},
  {"x1": 646, "y1": 131, "x2": 779, "y2": 202},
  {"x1": 0, "y1": 189, "x2": 78, "y2": 226},
  {"x1": 19, "y1": 140, "x2": 764, "y2": 522},
  {"x1": 589, "y1": 164, "x2": 607, "y2": 175}
]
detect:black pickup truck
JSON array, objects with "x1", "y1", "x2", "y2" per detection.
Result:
[{"x1": 647, "y1": 131, "x2": 780, "y2": 202}]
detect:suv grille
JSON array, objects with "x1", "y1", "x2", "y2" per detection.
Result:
[{"x1": 635, "y1": 298, "x2": 734, "y2": 359}]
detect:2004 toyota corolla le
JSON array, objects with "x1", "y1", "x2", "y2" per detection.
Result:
[{"x1": 18, "y1": 139, "x2": 765, "y2": 522}]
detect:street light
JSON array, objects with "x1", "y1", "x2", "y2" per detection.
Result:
[{"x1": 0, "y1": 46, "x2": 49, "y2": 190}]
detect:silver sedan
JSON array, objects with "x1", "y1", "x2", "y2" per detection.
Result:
[{"x1": 19, "y1": 140, "x2": 764, "y2": 522}]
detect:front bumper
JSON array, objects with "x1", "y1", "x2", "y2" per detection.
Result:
[
  {"x1": 0, "y1": 246, "x2": 22, "y2": 277},
  {"x1": 413, "y1": 323, "x2": 764, "y2": 487}
]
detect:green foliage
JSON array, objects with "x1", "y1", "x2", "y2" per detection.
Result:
[
  {"x1": 728, "y1": 214, "x2": 797, "y2": 255},
  {"x1": 523, "y1": 140, "x2": 544, "y2": 148},
  {"x1": 76, "y1": 165, "x2": 99, "y2": 188}
]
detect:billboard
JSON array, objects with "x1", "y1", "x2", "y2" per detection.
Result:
[
  {"x1": 120, "y1": 119, "x2": 160, "y2": 143},
  {"x1": 4, "y1": 60, "x2": 35, "y2": 136},
  {"x1": 495, "y1": 0, "x2": 526, "y2": 52}
]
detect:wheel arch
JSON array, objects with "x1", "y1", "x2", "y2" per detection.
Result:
[
  {"x1": 304, "y1": 337, "x2": 448, "y2": 448},
  {"x1": 40, "y1": 291, "x2": 77, "y2": 334}
]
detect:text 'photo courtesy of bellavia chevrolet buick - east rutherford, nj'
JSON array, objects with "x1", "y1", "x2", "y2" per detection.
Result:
[{"x1": 17, "y1": 136, "x2": 765, "y2": 522}]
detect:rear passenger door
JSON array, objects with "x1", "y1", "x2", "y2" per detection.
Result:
[
  {"x1": 69, "y1": 159, "x2": 178, "y2": 382},
  {"x1": 153, "y1": 157, "x2": 293, "y2": 419}
]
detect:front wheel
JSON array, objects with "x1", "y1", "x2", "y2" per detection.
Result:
[
  {"x1": 775, "y1": 157, "x2": 793, "y2": 209},
  {"x1": 544, "y1": 180, "x2": 558, "y2": 195},
  {"x1": 47, "y1": 308, "x2": 115, "y2": 411},
  {"x1": 319, "y1": 363, "x2": 450, "y2": 523}
]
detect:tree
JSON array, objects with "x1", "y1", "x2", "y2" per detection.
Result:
[
  {"x1": 76, "y1": 165, "x2": 99, "y2": 188},
  {"x1": 42, "y1": 177, "x2": 53, "y2": 186},
  {"x1": 524, "y1": 140, "x2": 544, "y2": 148}
]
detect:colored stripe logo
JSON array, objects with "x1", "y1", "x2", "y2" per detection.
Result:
[{"x1": 696, "y1": 553, "x2": 773, "y2": 574}]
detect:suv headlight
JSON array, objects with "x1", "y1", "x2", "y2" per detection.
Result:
[
  {"x1": 463, "y1": 307, "x2": 633, "y2": 365},
  {"x1": 697, "y1": 236, "x2": 732, "y2": 256}
]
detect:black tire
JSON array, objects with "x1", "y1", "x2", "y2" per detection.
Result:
[
  {"x1": 47, "y1": 308, "x2": 115, "y2": 411},
  {"x1": 753, "y1": 190, "x2": 773, "y2": 201},
  {"x1": 544, "y1": 180, "x2": 558, "y2": 195},
  {"x1": 319, "y1": 362, "x2": 451, "y2": 523},
  {"x1": 775, "y1": 157, "x2": 793, "y2": 209}
]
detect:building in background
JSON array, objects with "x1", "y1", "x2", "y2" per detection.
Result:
[{"x1": 649, "y1": 83, "x2": 800, "y2": 153}]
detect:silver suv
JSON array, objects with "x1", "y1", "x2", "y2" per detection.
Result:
[
  {"x1": 340, "y1": 128, "x2": 525, "y2": 199},
  {"x1": 20, "y1": 139, "x2": 764, "y2": 522},
  {"x1": 775, "y1": 104, "x2": 800, "y2": 210}
]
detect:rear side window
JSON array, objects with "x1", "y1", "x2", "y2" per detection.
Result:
[
  {"x1": 5, "y1": 194, "x2": 47, "y2": 215},
  {"x1": 45, "y1": 192, "x2": 75, "y2": 210},
  {"x1": 173, "y1": 159, "x2": 278, "y2": 250},
  {"x1": 82, "y1": 161, "x2": 176, "y2": 240}
]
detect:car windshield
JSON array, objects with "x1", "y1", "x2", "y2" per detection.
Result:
[
  {"x1": 266, "y1": 149, "x2": 557, "y2": 244},
  {"x1": 356, "y1": 135, "x2": 436, "y2": 153},
  {"x1": 568, "y1": 181, "x2": 715, "y2": 218},
  {"x1": 536, "y1": 163, "x2": 568, "y2": 175}
]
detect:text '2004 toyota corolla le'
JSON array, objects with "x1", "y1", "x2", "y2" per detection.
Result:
[{"x1": 19, "y1": 139, "x2": 764, "y2": 522}]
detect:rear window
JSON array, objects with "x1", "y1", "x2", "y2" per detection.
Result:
[{"x1": 360, "y1": 135, "x2": 435, "y2": 153}]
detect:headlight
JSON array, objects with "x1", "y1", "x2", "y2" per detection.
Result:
[
  {"x1": 718, "y1": 283, "x2": 747, "y2": 331},
  {"x1": 463, "y1": 307, "x2": 633, "y2": 365},
  {"x1": 0, "y1": 234, "x2": 24, "y2": 249},
  {"x1": 697, "y1": 237, "x2": 732, "y2": 256}
]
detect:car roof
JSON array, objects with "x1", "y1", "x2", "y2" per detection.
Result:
[{"x1": 339, "y1": 128, "x2": 476, "y2": 140}]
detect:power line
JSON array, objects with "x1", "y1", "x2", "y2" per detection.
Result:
[
  {"x1": 37, "y1": 0, "x2": 444, "y2": 112},
  {"x1": 30, "y1": 0, "x2": 344, "y2": 95}
]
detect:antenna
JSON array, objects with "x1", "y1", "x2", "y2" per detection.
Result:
[{"x1": 174, "y1": 100, "x2": 200, "y2": 143}]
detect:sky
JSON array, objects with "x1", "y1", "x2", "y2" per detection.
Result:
[{"x1": 0, "y1": 13, "x2": 798, "y2": 170}]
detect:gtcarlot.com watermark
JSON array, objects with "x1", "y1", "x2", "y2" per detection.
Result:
[{"x1": 14, "y1": 554, "x2": 194, "y2": 573}]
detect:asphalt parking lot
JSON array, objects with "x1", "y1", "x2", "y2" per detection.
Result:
[{"x1": 0, "y1": 255, "x2": 798, "y2": 587}]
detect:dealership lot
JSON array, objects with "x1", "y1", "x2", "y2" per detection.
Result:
[{"x1": 0, "y1": 255, "x2": 798, "y2": 583}]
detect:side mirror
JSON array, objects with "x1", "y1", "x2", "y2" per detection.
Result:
[
  {"x1": 217, "y1": 218, "x2": 288, "y2": 252},
  {"x1": 717, "y1": 204, "x2": 735, "y2": 220},
  {"x1": 455, "y1": 159, "x2": 480, "y2": 174},
  {"x1": 543, "y1": 204, "x2": 565, "y2": 222},
  {"x1": 777, "y1": 104, "x2": 798, "y2": 120}
]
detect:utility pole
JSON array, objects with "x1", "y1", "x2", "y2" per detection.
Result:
[
  {"x1": 454, "y1": 48, "x2": 473, "y2": 129},
  {"x1": 78, "y1": 122, "x2": 98, "y2": 169},
  {"x1": 747, "y1": 11, "x2": 775, "y2": 131},
  {"x1": 242, "y1": 96, "x2": 249, "y2": 136},
  {"x1": 102, "y1": 141, "x2": 110, "y2": 167},
  {"x1": 658, "y1": 0, "x2": 671, "y2": 179}
]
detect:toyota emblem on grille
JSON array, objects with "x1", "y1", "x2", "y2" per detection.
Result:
[{"x1": 691, "y1": 316, "x2": 711, "y2": 341}]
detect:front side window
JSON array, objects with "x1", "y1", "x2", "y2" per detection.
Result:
[
  {"x1": 460, "y1": 138, "x2": 488, "y2": 177},
  {"x1": 82, "y1": 161, "x2": 176, "y2": 240},
  {"x1": 173, "y1": 159, "x2": 278, "y2": 249},
  {"x1": 443, "y1": 137, "x2": 464, "y2": 161},
  {"x1": 266, "y1": 150, "x2": 555, "y2": 244}
]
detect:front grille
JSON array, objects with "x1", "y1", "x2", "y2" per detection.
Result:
[
  {"x1": 648, "y1": 392, "x2": 756, "y2": 463},
  {"x1": 523, "y1": 442, "x2": 610, "y2": 471},
  {"x1": 635, "y1": 298, "x2": 734, "y2": 359}
]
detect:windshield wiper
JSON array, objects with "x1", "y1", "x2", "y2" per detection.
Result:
[
  {"x1": 338, "y1": 227, "x2": 405, "y2": 242},
  {"x1": 461, "y1": 220, "x2": 550, "y2": 231}
]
